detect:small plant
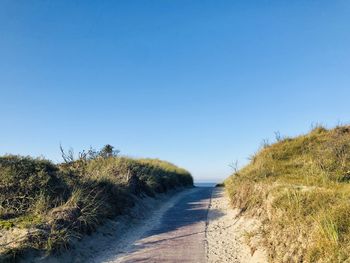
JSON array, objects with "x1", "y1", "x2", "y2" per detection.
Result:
[
  {"x1": 229, "y1": 160, "x2": 239, "y2": 174},
  {"x1": 317, "y1": 215, "x2": 339, "y2": 245},
  {"x1": 274, "y1": 131, "x2": 282, "y2": 142},
  {"x1": 99, "y1": 144, "x2": 120, "y2": 158},
  {"x1": 261, "y1": 138, "x2": 270, "y2": 149}
]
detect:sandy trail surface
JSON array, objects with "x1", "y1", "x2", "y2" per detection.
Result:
[
  {"x1": 99, "y1": 187, "x2": 212, "y2": 263},
  {"x1": 206, "y1": 188, "x2": 268, "y2": 263}
]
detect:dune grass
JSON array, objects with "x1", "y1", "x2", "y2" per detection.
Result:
[
  {"x1": 0, "y1": 150, "x2": 192, "y2": 261},
  {"x1": 225, "y1": 125, "x2": 350, "y2": 262}
]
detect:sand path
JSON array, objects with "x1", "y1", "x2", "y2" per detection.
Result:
[
  {"x1": 99, "y1": 187, "x2": 212, "y2": 263},
  {"x1": 206, "y1": 188, "x2": 268, "y2": 263}
]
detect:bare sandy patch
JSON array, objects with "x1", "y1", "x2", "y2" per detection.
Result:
[{"x1": 206, "y1": 188, "x2": 268, "y2": 263}]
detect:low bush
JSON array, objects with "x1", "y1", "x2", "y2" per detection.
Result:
[{"x1": 0, "y1": 156, "x2": 69, "y2": 219}]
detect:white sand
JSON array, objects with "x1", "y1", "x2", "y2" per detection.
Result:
[{"x1": 206, "y1": 188, "x2": 268, "y2": 263}]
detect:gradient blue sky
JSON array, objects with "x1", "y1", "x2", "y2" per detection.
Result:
[{"x1": 1, "y1": 1, "x2": 350, "y2": 182}]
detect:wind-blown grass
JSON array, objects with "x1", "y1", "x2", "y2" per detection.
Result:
[{"x1": 225, "y1": 125, "x2": 350, "y2": 262}]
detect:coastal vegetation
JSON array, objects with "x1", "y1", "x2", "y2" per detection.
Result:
[
  {"x1": 225, "y1": 125, "x2": 350, "y2": 262},
  {"x1": 0, "y1": 145, "x2": 193, "y2": 261}
]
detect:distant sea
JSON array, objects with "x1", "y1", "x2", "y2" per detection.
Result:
[{"x1": 194, "y1": 182, "x2": 216, "y2": 187}]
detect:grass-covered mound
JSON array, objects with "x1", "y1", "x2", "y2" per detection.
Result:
[
  {"x1": 0, "y1": 150, "x2": 192, "y2": 261},
  {"x1": 225, "y1": 126, "x2": 350, "y2": 262}
]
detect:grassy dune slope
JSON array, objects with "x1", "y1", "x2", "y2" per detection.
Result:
[
  {"x1": 0, "y1": 153, "x2": 193, "y2": 261},
  {"x1": 225, "y1": 126, "x2": 350, "y2": 262}
]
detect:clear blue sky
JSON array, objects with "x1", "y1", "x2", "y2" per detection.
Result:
[{"x1": 1, "y1": 1, "x2": 350, "y2": 182}]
